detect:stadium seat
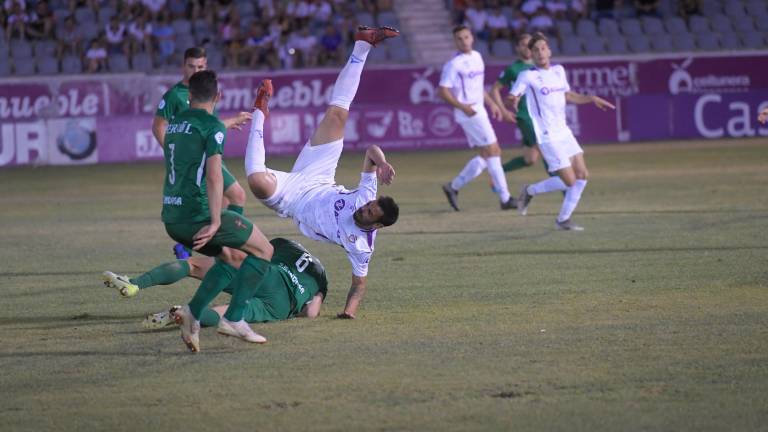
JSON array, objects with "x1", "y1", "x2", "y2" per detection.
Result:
[
  {"x1": 236, "y1": 1, "x2": 255, "y2": 18},
  {"x1": 53, "y1": 7, "x2": 69, "y2": 24},
  {"x1": 720, "y1": 32, "x2": 740, "y2": 49},
  {"x1": 37, "y1": 57, "x2": 59, "y2": 74},
  {"x1": 606, "y1": 36, "x2": 629, "y2": 53},
  {"x1": 10, "y1": 40, "x2": 33, "y2": 59},
  {"x1": 490, "y1": 40, "x2": 513, "y2": 57},
  {"x1": 74, "y1": 7, "x2": 96, "y2": 24},
  {"x1": 689, "y1": 16, "x2": 710, "y2": 34},
  {"x1": 474, "y1": 40, "x2": 490, "y2": 57},
  {"x1": 696, "y1": 33, "x2": 720, "y2": 50},
  {"x1": 356, "y1": 12, "x2": 375, "y2": 27},
  {"x1": 501, "y1": 6, "x2": 514, "y2": 21},
  {"x1": 172, "y1": 19, "x2": 192, "y2": 35},
  {"x1": 132, "y1": 52, "x2": 153, "y2": 72},
  {"x1": 583, "y1": 37, "x2": 606, "y2": 54},
  {"x1": 61, "y1": 55, "x2": 82, "y2": 74},
  {"x1": 731, "y1": 17, "x2": 755, "y2": 33},
  {"x1": 34, "y1": 40, "x2": 57, "y2": 58},
  {"x1": 598, "y1": 19, "x2": 620, "y2": 36},
  {"x1": 81, "y1": 21, "x2": 101, "y2": 42},
  {"x1": 0, "y1": 60, "x2": 10, "y2": 77},
  {"x1": 193, "y1": 19, "x2": 209, "y2": 34},
  {"x1": 109, "y1": 54, "x2": 130, "y2": 73},
  {"x1": 745, "y1": 1, "x2": 768, "y2": 18},
  {"x1": 627, "y1": 35, "x2": 651, "y2": 52},
  {"x1": 377, "y1": 11, "x2": 399, "y2": 27},
  {"x1": 620, "y1": 18, "x2": 643, "y2": 36},
  {"x1": 556, "y1": 20, "x2": 574, "y2": 36},
  {"x1": 13, "y1": 58, "x2": 35, "y2": 75},
  {"x1": 206, "y1": 49, "x2": 224, "y2": 69},
  {"x1": 642, "y1": 17, "x2": 665, "y2": 35},
  {"x1": 576, "y1": 19, "x2": 598, "y2": 37},
  {"x1": 548, "y1": 38, "x2": 560, "y2": 55},
  {"x1": 650, "y1": 35, "x2": 673, "y2": 52},
  {"x1": 672, "y1": 32, "x2": 697, "y2": 51},
  {"x1": 724, "y1": 2, "x2": 746, "y2": 18},
  {"x1": 176, "y1": 33, "x2": 196, "y2": 50},
  {"x1": 710, "y1": 14, "x2": 733, "y2": 33},
  {"x1": 366, "y1": 44, "x2": 387, "y2": 64},
  {"x1": 98, "y1": 6, "x2": 115, "y2": 24},
  {"x1": 561, "y1": 37, "x2": 583, "y2": 55},
  {"x1": 754, "y1": 18, "x2": 768, "y2": 32},
  {"x1": 700, "y1": 0, "x2": 722, "y2": 16},
  {"x1": 389, "y1": 38, "x2": 411, "y2": 62},
  {"x1": 740, "y1": 32, "x2": 765, "y2": 49},
  {"x1": 665, "y1": 17, "x2": 688, "y2": 35}
]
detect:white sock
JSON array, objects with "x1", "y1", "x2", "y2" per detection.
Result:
[
  {"x1": 450, "y1": 156, "x2": 487, "y2": 191},
  {"x1": 557, "y1": 179, "x2": 587, "y2": 222},
  {"x1": 329, "y1": 41, "x2": 372, "y2": 110},
  {"x1": 245, "y1": 110, "x2": 266, "y2": 175},
  {"x1": 485, "y1": 156, "x2": 510, "y2": 202},
  {"x1": 528, "y1": 176, "x2": 567, "y2": 195}
]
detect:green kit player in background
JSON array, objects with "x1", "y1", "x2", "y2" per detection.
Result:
[
  {"x1": 490, "y1": 33, "x2": 547, "y2": 175},
  {"x1": 152, "y1": 46, "x2": 252, "y2": 259}
]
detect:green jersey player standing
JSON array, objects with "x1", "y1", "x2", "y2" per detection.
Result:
[
  {"x1": 490, "y1": 33, "x2": 547, "y2": 173},
  {"x1": 152, "y1": 47, "x2": 251, "y2": 259}
]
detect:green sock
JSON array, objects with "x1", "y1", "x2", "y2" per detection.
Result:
[
  {"x1": 502, "y1": 156, "x2": 531, "y2": 172},
  {"x1": 199, "y1": 308, "x2": 221, "y2": 327},
  {"x1": 188, "y1": 261, "x2": 237, "y2": 320},
  {"x1": 223, "y1": 256, "x2": 270, "y2": 322},
  {"x1": 130, "y1": 260, "x2": 190, "y2": 289},
  {"x1": 227, "y1": 204, "x2": 244, "y2": 215}
]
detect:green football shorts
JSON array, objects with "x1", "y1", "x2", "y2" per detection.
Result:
[{"x1": 164, "y1": 209, "x2": 254, "y2": 257}]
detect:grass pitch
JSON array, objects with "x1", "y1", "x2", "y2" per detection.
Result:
[{"x1": 1, "y1": 139, "x2": 767, "y2": 431}]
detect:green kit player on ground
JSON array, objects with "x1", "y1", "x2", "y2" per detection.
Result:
[{"x1": 152, "y1": 46, "x2": 251, "y2": 259}]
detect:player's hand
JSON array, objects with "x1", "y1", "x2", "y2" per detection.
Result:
[
  {"x1": 489, "y1": 103, "x2": 503, "y2": 121},
  {"x1": 501, "y1": 109, "x2": 517, "y2": 123},
  {"x1": 336, "y1": 312, "x2": 356, "y2": 319},
  {"x1": 226, "y1": 112, "x2": 253, "y2": 130},
  {"x1": 377, "y1": 162, "x2": 396, "y2": 185},
  {"x1": 461, "y1": 104, "x2": 477, "y2": 117},
  {"x1": 592, "y1": 96, "x2": 616, "y2": 111},
  {"x1": 506, "y1": 95, "x2": 520, "y2": 114},
  {"x1": 758, "y1": 108, "x2": 768, "y2": 124},
  {"x1": 192, "y1": 222, "x2": 220, "y2": 250}
]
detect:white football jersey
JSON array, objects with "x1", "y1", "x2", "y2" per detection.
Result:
[
  {"x1": 291, "y1": 172, "x2": 378, "y2": 277},
  {"x1": 510, "y1": 64, "x2": 572, "y2": 142},
  {"x1": 439, "y1": 50, "x2": 486, "y2": 110}
]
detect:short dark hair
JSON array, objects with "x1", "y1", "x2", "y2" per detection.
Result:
[
  {"x1": 184, "y1": 47, "x2": 207, "y2": 61},
  {"x1": 377, "y1": 196, "x2": 399, "y2": 227},
  {"x1": 453, "y1": 24, "x2": 470, "y2": 34},
  {"x1": 516, "y1": 32, "x2": 532, "y2": 43},
  {"x1": 188, "y1": 70, "x2": 218, "y2": 103},
  {"x1": 528, "y1": 32, "x2": 548, "y2": 50}
]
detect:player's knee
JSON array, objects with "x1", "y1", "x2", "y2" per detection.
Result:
[
  {"x1": 325, "y1": 107, "x2": 348, "y2": 127},
  {"x1": 576, "y1": 169, "x2": 589, "y2": 180}
]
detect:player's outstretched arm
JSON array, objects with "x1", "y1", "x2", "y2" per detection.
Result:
[
  {"x1": 222, "y1": 112, "x2": 253, "y2": 130},
  {"x1": 363, "y1": 145, "x2": 395, "y2": 185},
  {"x1": 565, "y1": 92, "x2": 616, "y2": 110},
  {"x1": 491, "y1": 81, "x2": 516, "y2": 123},
  {"x1": 152, "y1": 116, "x2": 168, "y2": 147},
  {"x1": 337, "y1": 275, "x2": 366, "y2": 319},
  {"x1": 193, "y1": 154, "x2": 224, "y2": 250},
  {"x1": 758, "y1": 107, "x2": 768, "y2": 124}
]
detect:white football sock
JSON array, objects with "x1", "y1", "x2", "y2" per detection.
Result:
[
  {"x1": 450, "y1": 156, "x2": 487, "y2": 191},
  {"x1": 485, "y1": 156, "x2": 510, "y2": 202},
  {"x1": 329, "y1": 41, "x2": 372, "y2": 110},
  {"x1": 557, "y1": 179, "x2": 587, "y2": 223},
  {"x1": 245, "y1": 110, "x2": 266, "y2": 175},
  {"x1": 528, "y1": 176, "x2": 567, "y2": 195}
]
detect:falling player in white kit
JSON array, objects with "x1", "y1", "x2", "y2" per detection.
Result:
[
  {"x1": 439, "y1": 25, "x2": 516, "y2": 212},
  {"x1": 509, "y1": 32, "x2": 615, "y2": 231},
  {"x1": 243, "y1": 26, "x2": 401, "y2": 319}
]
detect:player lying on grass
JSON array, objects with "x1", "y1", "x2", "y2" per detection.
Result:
[{"x1": 242, "y1": 25, "x2": 400, "y2": 320}]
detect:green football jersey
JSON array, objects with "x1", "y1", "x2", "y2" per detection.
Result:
[
  {"x1": 270, "y1": 238, "x2": 328, "y2": 315},
  {"x1": 156, "y1": 81, "x2": 190, "y2": 121},
  {"x1": 161, "y1": 108, "x2": 227, "y2": 224},
  {"x1": 497, "y1": 59, "x2": 533, "y2": 120}
]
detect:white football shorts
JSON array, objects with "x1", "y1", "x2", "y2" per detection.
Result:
[
  {"x1": 455, "y1": 104, "x2": 498, "y2": 148},
  {"x1": 538, "y1": 131, "x2": 583, "y2": 173}
]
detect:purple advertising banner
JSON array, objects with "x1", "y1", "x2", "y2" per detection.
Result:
[{"x1": 2, "y1": 52, "x2": 767, "y2": 167}]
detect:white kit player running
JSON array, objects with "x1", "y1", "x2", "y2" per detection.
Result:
[
  {"x1": 439, "y1": 25, "x2": 516, "y2": 212},
  {"x1": 509, "y1": 32, "x2": 615, "y2": 231},
  {"x1": 244, "y1": 25, "x2": 401, "y2": 319}
]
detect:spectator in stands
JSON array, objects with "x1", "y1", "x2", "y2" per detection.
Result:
[
  {"x1": 593, "y1": 0, "x2": 619, "y2": 20},
  {"x1": 289, "y1": 27, "x2": 318, "y2": 68},
  {"x1": 26, "y1": 0, "x2": 55, "y2": 40},
  {"x1": 318, "y1": 23, "x2": 343, "y2": 66},
  {"x1": 286, "y1": 0, "x2": 311, "y2": 27},
  {"x1": 463, "y1": 0, "x2": 487, "y2": 40},
  {"x1": 529, "y1": 6, "x2": 556, "y2": 37},
  {"x1": 85, "y1": 36, "x2": 108, "y2": 72},
  {"x1": 545, "y1": 0, "x2": 569, "y2": 21},
  {"x1": 486, "y1": 6, "x2": 510, "y2": 51},
  {"x1": 5, "y1": 1, "x2": 29, "y2": 40},
  {"x1": 3, "y1": 0, "x2": 25, "y2": 12},
  {"x1": 214, "y1": 0, "x2": 233, "y2": 24},
  {"x1": 568, "y1": 0, "x2": 588, "y2": 22},
  {"x1": 105, "y1": 15, "x2": 129, "y2": 57},
  {"x1": 142, "y1": 0, "x2": 166, "y2": 19},
  {"x1": 0, "y1": 9, "x2": 7, "y2": 40},
  {"x1": 152, "y1": 10, "x2": 176, "y2": 64},
  {"x1": 224, "y1": 24, "x2": 245, "y2": 68},
  {"x1": 166, "y1": 0, "x2": 187, "y2": 19},
  {"x1": 510, "y1": 9, "x2": 529, "y2": 36},
  {"x1": 128, "y1": 12, "x2": 153, "y2": 57},
  {"x1": 56, "y1": 15, "x2": 82, "y2": 58},
  {"x1": 452, "y1": 0, "x2": 467, "y2": 25},
  {"x1": 634, "y1": 0, "x2": 661, "y2": 17},
  {"x1": 310, "y1": 0, "x2": 333, "y2": 29},
  {"x1": 244, "y1": 22, "x2": 279, "y2": 69},
  {"x1": 678, "y1": 0, "x2": 701, "y2": 21},
  {"x1": 521, "y1": 0, "x2": 544, "y2": 18}
]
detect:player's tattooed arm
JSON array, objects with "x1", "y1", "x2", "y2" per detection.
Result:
[
  {"x1": 758, "y1": 107, "x2": 768, "y2": 124},
  {"x1": 363, "y1": 145, "x2": 395, "y2": 185},
  {"x1": 437, "y1": 85, "x2": 476, "y2": 117},
  {"x1": 152, "y1": 116, "x2": 168, "y2": 147},
  {"x1": 565, "y1": 92, "x2": 616, "y2": 110},
  {"x1": 337, "y1": 275, "x2": 366, "y2": 319},
  {"x1": 222, "y1": 112, "x2": 253, "y2": 130}
]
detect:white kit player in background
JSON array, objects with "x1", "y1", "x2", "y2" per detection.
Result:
[
  {"x1": 439, "y1": 25, "x2": 517, "y2": 212},
  {"x1": 508, "y1": 32, "x2": 615, "y2": 231},
  {"x1": 243, "y1": 26, "x2": 401, "y2": 319}
]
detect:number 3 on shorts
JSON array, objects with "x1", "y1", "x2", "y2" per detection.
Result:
[{"x1": 167, "y1": 143, "x2": 176, "y2": 185}]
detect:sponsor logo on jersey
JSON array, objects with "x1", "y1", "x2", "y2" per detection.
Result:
[
  {"x1": 348, "y1": 234, "x2": 357, "y2": 243},
  {"x1": 334, "y1": 198, "x2": 345, "y2": 211},
  {"x1": 540, "y1": 86, "x2": 567, "y2": 96},
  {"x1": 163, "y1": 196, "x2": 182, "y2": 205},
  {"x1": 278, "y1": 263, "x2": 305, "y2": 295}
]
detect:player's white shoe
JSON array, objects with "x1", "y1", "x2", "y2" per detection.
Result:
[
  {"x1": 517, "y1": 184, "x2": 533, "y2": 216},
  {"x1": 142, "y1": 305, "x2": 182, "y2": 329},
  {"x1": 217, "y1": 317, "x2": 267, "y2": 344},
  {"x1": 555, "y1": 219, "x2": 584, "y2": 231},
  {"x1": 102, "y1": 271, "x2": 139, "y2": 298},
  {"x1": 173, "y1": 305, "x2": 201, "y2": 353}
]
